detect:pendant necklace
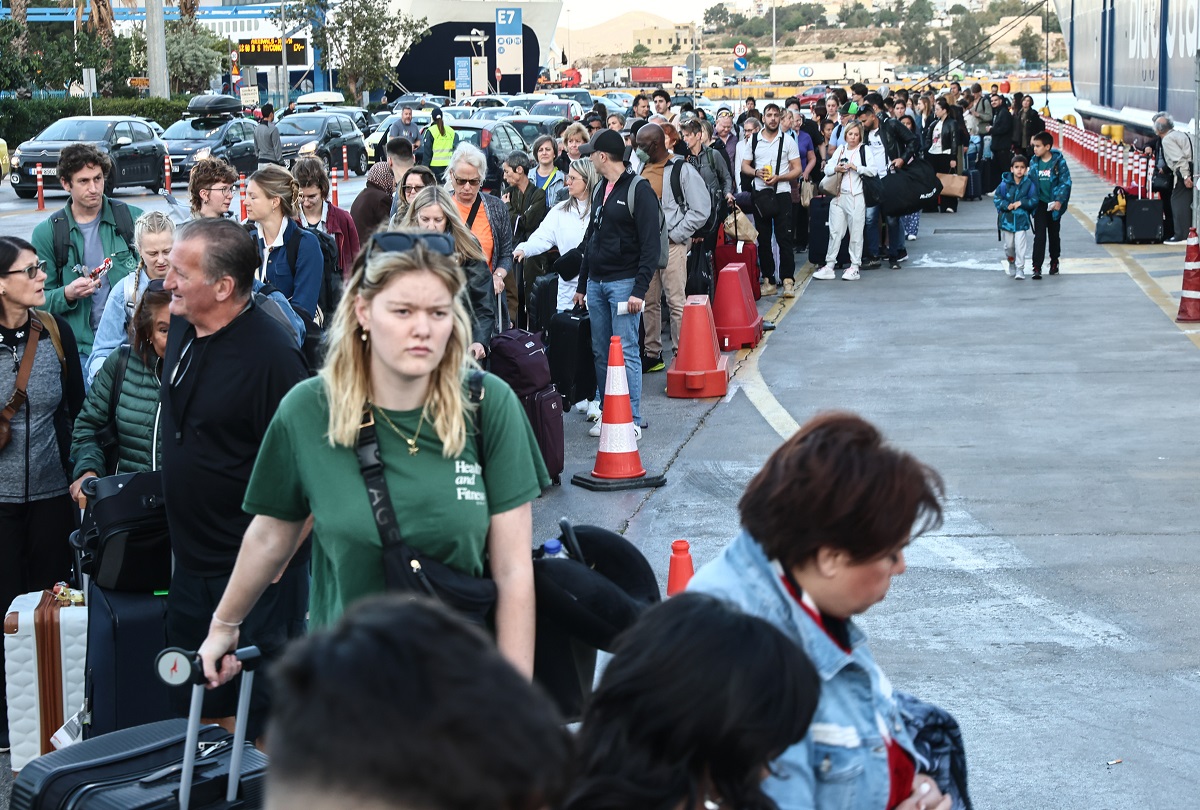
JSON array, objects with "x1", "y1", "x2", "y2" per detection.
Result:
[{"x1": 374, "y1": 405, "x2": 427, "y2": 456}]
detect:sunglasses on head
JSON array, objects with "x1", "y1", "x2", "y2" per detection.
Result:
[
  {"x1": 146, "y1": 278, "x2": 167, "y2": 292},
  {"x1": 3, "y1": 259, "x2": 45, "y2": 279},
  {"x1": 366, "y1": 231, "x2": 457, "y2": 262}
]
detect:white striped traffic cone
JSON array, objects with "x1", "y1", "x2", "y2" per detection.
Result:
[{"x1": 1177, "y1": 228, "x2": 1200, "y2": 322}]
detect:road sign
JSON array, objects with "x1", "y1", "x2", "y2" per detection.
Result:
[
  {"x1": 733, "y1": 42, "x2": 748, "y2": 58},
  {"x1": 240, "y1": 86, "x2": 259, "y2": 106},
  {"x1": 734, "y1": 57, "x2": 748, "y2": 72},
  {"x1": 127, "y1": 77, "x2": 150, "y2": 89},
  {"x1": 455, "y1": 56, "x2": 471, "y2": 99},
  {"x1": 495, "y1": 68, "x2": 502, "y2": 83},
  {"x1": 230, "y1": 50, "x2": 238, "y2": 62},
  {"x1": 444, "y1": 79, "x2": 456, "y2": 90},
  {"x1": 496, "y1": 8, "x2": 523, "y2": 78}
]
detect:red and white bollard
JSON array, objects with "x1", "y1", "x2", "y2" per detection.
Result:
[
  {"x1": 238, "y1": 173, "x2": 247, "y2": 220},
  {"x1": 35, "y1": 163, "x2": 45, "y2": 211},
  {"x1": 342, "y1": 144, "x2": 348, "y2": 175},
  {"x1": 163, "y1": 153, "x2": 172, "y2": 194},
  {"x1": 330, "y1": 166, "x2": 339, "y2": 208}
]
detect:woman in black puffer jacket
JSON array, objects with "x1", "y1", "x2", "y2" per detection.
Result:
[{"x1": 69, "y1": 283, "x2": 172, "y2": 505}]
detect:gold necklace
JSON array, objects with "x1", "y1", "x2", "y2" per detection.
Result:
[{"x1": 374, "y1": 405, "x2": 427, "y2": 456}]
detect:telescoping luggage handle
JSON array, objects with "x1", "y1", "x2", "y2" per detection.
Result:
[{"x1": 155, "y1": 645, "x2": 262, "y2": 810}]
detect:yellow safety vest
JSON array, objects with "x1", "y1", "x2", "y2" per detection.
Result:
[{"x1": 430, "y1": 125, "x2": 456, "y2": 167}]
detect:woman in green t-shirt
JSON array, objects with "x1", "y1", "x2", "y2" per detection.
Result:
[{"x1": 198, "y1": 231, "x2": 549, "y2": 684}]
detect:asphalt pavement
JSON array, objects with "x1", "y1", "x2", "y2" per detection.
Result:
[{"x1": 4, "y1": 159, "x2": 1200, "y2": 807}]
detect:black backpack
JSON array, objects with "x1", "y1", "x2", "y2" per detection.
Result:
[
  {"x1": 50, "y1": 199, "x2": 136, "y2": 270},
  {"x1": 294, "y1": 224, "x2": 343, "y2": 320}
]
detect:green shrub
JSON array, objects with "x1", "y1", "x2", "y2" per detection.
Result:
[
  {"x1": 873, "y1": 35, "x2": 888, "y2": 47},
  {"x1": 824, "y1": 48, "x2": 837, "y2": 60},
  {"x1": 0, "y1": 97, "x2": 193, "y2": 147},
  {"x1": 785, "y1": 37, "x2": 797, "y2": 47}
]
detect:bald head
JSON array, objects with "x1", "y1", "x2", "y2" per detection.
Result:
[{"x1": 636, "y1": 123, "x2": 668, "y2": 162}]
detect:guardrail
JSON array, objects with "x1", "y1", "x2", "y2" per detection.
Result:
[{"x1": 1046, "y1": 116, "x2": 1155, "y2": 199}]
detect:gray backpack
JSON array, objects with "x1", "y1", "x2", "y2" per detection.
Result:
[{"x1": 627, "y1": 172, "x2": 671, "y2": 269}]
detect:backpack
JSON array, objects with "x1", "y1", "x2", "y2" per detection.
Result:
[
  {"x1": 292, "y1": 225, "x2": 342, "y2": 323},
  {"x1": 51, "y1": 199, "x2": 136, "y2": 271},
  {"x1": 628, "y1": 169, "x2": 676, "y2": 270},
  {"x1": 694, "y1": 147, "x2": 725, "y2": 239},
  {"x1": 1100, "y1": 185, "x2": 1127, "y2": 217}
]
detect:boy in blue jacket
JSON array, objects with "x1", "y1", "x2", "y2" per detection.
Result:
[{"x1": 994, "y1": 153, "x2": 1040, "y2": 280}]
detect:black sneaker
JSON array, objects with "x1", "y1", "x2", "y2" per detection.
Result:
[
  {"x1": 1048, "y1": 260, "x2": 1060, "y2": 275},
  {"x1": 898, "y1": 249, "x2": 908, "y2": 262},
  {"x1": 1031, "y1": 269, "x2": 1042, "y2": 280},
  {"x1": 643, "y1": 356, "x2": 665, "y2": 373},
  {"x1": 889, "y1": 259, "x2": 901, "y2": 270},
  {"x1": 0, "y1": 724, "x2": 8, "y2": 753},
  {"x1": 863, "y1": 258, "x2": 882, "y2": 270}
]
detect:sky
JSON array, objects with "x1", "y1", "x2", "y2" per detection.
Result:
[{"x1": 560, "y1": 0, "x2": 703, "y2": 30}]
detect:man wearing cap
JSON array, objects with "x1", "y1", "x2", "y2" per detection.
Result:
[
  {"x1": 741, "y1": 103, "x2": 801, "y2": 297},
  {"x1": 574, "y1": 129, "x2": 662, "y2": 438},
  {"x1": 421, "y1": 107, "x2": 459, "y2": 183}
]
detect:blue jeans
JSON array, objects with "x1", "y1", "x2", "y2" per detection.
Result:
[
  {"x1": 864, "y1": 204, "x2": 881, "y2": 259},
  {"x1": 865, "y1": 205, "x2": 903, "y2": 261},
  {"x1": 587, "y1": 277, "x2": 642, "y2": 423}
]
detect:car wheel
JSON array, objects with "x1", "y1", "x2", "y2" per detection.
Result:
[
  {"x1": 355, "y1": 149, "x2": 368, "y2": 176},
  {"x1": 13, "y1": 184, "x2": 35, "y2": 200},
  {"x1": 146, "y1": 166, "x2": 163, "y2": 194},
  {"x1": 321, "y1": 153, "x2": 331, "y2": 173},
  {"x1": 105, "y1": 173, "x2": 116, "y2": 196}
]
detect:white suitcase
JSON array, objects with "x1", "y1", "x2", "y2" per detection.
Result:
[{"x1": 4, "y1": 590, "x2": 89, "y2": 772}]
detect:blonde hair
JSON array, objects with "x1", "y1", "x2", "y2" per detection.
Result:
[
  {"x1": 321, "y1": 233, "x2": 475, "y2": 453},
  {"x1": 563, "y1": 123, "x2": 589, "y2": 145},
  {"x1": 401, "y1": 186, "x2": 486, "y2": 265},
  {"x1": 134, "y1": 211, "x2": 175, "y2": 254},
  {"x1": 248, "y1": 164, "x2": 300, "y2": 219},
  {"x1": 841, "y1": 120, "x2": 865, "y2": 144}
]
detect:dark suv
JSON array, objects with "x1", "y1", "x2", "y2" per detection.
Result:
[
  {"x1": 276, "y1": 112, "x2": 370, "y2": 176},
  {"x1": 8, "y1": 116, "x2": 168, "y2": 199},
  {"x1": 162, "y1": 106, "x2": 258, "y2": 181}
]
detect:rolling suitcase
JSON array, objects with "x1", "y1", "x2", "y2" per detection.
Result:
[
  {"x1": 548, "y1": 307, "x2": 596, "y2": 407},
  {"x1": 715, "y1": 229, "x2": 761, "y2": 300},
  {"x1": 12, "y1": 646, "x2": 267, "y2": 810},
  {"x1": 522, "y1": 386, "x2": 565, "y2": 486},
  {"x1": 73, "y1": 471, "x2": 171, "y2": 593},
  {"x1": 83, "y1": 582, "x2": 172, "y2": 739},
  {"x1": 5, "y1": 589, "x2": 89, "y2": 773},
  {"x1": 965, "y1": 168, "x2": 983, "y2": 201},
  {"x1": 528, "y1": 273, "x2": 559, "y2": 336},
  {"x1": 1125, "y1": 199, "x2": 1164, "y2": 243}
]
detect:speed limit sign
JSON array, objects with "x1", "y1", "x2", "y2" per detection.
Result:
[{"x1": 733, "y1": 42, "x2": 748, "y2": 58}]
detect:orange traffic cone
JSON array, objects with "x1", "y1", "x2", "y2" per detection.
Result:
[
  {"x1": 571, "y1": 336, "x2": 667, "y2": 492},
  {"x1": 666, "y1": 540, "x2": 695, "y2": 596},
  {"x1": 1177, "y1": 228, "x2": 1200, "y2": 322},
  {"x1": 712, "y1": 263, "x2": 763, "y2": 350},
  {"x1": 238, "y1": 173, "x2": 247, "y2": 221},
  {"x1": 667, "y1": 295, "x2": 729, "y2": 398}
]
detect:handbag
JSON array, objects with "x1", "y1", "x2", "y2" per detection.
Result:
[
  {"x1": 937, "y1": 173, "x2": 968, "y2": 198},
  {"x1": 1152, "y1": 170, "x2": 1173, "y2": 194},
  {"x1": 819, "y1": 172, "x2": 842, "y2": 197},
  {"x1": 684, "y1": 247, "x2": 714, "y2": 298},
  {"x1": 723, "y1": 207, "x2": 759, "y2": 243},
  {"x1": 94, "y1": 345, "x2": 132, "y2": 475},
  {"x1": 1095, "y1": 213, "x2": 1126, "y2": 244},
  {"x1": 0, "y1": 316, "x2": 43, "y2": 452},
  {"x1": 355, "y1": 373, "x2": 497, "y2": 624},
  {"x1": 881, "y1": 159, "x2": 942, "y2": 217},
  {"x1": 799, "y1": 178, "x2": 816, "y2": 208}
]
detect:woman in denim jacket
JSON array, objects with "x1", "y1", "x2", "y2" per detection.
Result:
[{"x1": 690, "y1": 412, "x2": 954, "y2": 810}]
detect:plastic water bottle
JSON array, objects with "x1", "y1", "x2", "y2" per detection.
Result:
[{"x1": 543, "y1": 539, "x2": 570, "y2": 560}]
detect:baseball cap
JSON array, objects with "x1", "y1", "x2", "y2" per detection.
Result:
[
  {"x1": 838, "y1": 101, "x2": 860, "y2": 117},
  {"x1": 578, "y1": 129, "x2": 625, "y2": 158},
  {"x1": 430, "y1": 106, "x2": 443, "y2": 121}
]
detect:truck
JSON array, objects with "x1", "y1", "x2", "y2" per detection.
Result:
[
  {"x1": 692, "y1": 66, "x2": 725, "y2": 88},
  {"x1": 537, "y1": 67, "x2": 588, "y2": 89},
  {"x1": 630, "y1": 66, "x2": 690, "y2": 88},
  {"x1": 768, "y1": 61, "x2": 897, "y2": 85},
  {"x1": 596, "y1": 67, "x2": 630, "y2": 87}
]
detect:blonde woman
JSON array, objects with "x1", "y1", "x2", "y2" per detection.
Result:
[
  {"x1": 513, "y1": 157, "x2": 598, "y2": 313},
  {"x1": 245, "y1": 165, "x2": 323, "y2": 318},
  {"x1": 813, "y1": 121, "x2": 875, "y2": 281},
  {"x1": 197, "y1": 231, "x2": 550, "y2": 685},
  {"x1": 403, "y1": 186, "x2": 497, "y2": 361}
]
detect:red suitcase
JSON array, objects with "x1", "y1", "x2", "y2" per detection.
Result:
[{"x1": 715, "y1": 228, "x2": 761, "y2": 301}]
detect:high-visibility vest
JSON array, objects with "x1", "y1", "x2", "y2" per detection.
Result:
[{"x1": 430, "y1": 125, "x2": 456, "y2": 167}]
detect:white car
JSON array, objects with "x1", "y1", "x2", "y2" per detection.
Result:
[{"x1": 528, "y1": 99, "x2": 585, "y2": 121}]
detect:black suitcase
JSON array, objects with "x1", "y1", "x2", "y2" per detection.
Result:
[
  {"x1": 548, "y1": 307, "x2": 596, "y2": 407},
  {"x1": 965, "y1": 169, "x2": 983, "y2": 201},
  {"x1": 528, "y1": 273, "x2": 559, "y2": 335},
  {"x1": 13, "y1": 647, "x2": 266, "y2": 810},
  {"x1": 84, "y1": 582, "x2": 172, "y2": 739},
  {"x1": 74, "y1": 472, "x2": 171, "y2": 592},
  {"x1": 522, "y1": 386, "x2": 565, "y2": 485},
  {"x1": 982, "y1": 159, "x2": 1000, "y2": 194},
  {"x1": 1125, "y1": 199, "x2": 1164, "y2": 243}
]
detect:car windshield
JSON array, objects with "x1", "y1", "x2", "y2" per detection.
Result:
[
  {"x1": 530, "y1": 101, "x2": 569, "y2": 116},
  {"x1": 276, "y1": 115, "x2": 325, "y2": 136},
  {"x1": 38, "y1": 119, "x2": 112, "y2": 141},
  {"x1": 455, "y1": 129, "x2": 482, "y2": 147},
  {"x1": 162, "y1": 119, "x2": 224, "y2": 139}
]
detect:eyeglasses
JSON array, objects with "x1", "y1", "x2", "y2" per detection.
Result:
[
  {"x1": 3, "y1": 259, "x2": 45, "y2": 279},
  {"x1": 365, "y1": 231, "x2": 457, "y2": 262},
  {"x1": 451, "y1": 174, "x2": 481, "y2": 187},
  {"x1": 403, "y1": 183, "x2": 428, "y2": 195},
  {"x1": 207, "y1": 186, "x2": 235, "y2": 196}
]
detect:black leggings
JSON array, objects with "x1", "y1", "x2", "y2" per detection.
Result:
[{"x1": 928, "y1": 153, "x2": 959, "y2": 212}]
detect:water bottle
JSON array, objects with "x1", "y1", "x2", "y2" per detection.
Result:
[{"x1": 543, "y1": 539, "x2": 570, "y2": 560}]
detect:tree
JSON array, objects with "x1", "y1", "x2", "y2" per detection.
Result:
[
  {"x1": 280, "y1": 0, "x2": 428, "y2": 103},
  {"x1": 898, "y1": 0, "x2": 935, "y2": 63},
  {"x1": 874, "y1": 7, "x2": 900, "y2": 26},
  {"x1": 1015, "y1": 24, "x2": 1042, "y2": 63},
  {"x1": 838, "y1": 2, "x2": 873, "y2": 28},
  {"x1": 625, "y1": 43, "x2": 650, "y2": 67},
  {"x1": 12, "y1": 0, "x2": 28, "y2": 57},
  {"x1": 948, "y1": 3, "x2": 969, "y2": 13},
  {"x1": 1042, "y1": 11, "x2": 1061, "y2": 33},
  {"x1": 823, "y1": 48, "x2": 836, "y2": 60},
  {"x1": 949, "y1": 11, "x2": 987, "y2": 62},
  {"x1": 165, "y1": 21, "x2": 223, "y2": 93},
  {"x1": 703, "y1": 4, "x2": 729, "y2": 27}
]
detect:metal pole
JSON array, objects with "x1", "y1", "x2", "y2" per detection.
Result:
[
  {"x1": 1193, "y1": 47, "x2": 1199, "y2": 229},
  {"x1": 772, "y1": 0, "x2": 776, "y2": 67},
  {"x1": 280, "y1": 0, "x2": 288, "y2": 108},
  {"x1": 1044, "y1": 0, "x2": 1050, "y2": 106},
  {"x1": 146, "y1": 0, "x2": 169, "y2": 99}
]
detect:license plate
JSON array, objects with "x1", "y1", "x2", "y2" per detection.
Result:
[{"x1": 31, "y1": 166, "x2": 57, "y2": 177}]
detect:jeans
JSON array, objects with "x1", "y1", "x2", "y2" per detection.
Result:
[
  {"x1": 864, "y1": 204, "x2": 881, "y2": 259},
  {"x1": 587, "y1": 277, "x2": 642, "y2": 423},
  {"x1": 1171, "y1": 176, "x2": 1193, "y2": 241},
  {"x1": 864, "y1": 204, "x2": 902, "y2": 260}
]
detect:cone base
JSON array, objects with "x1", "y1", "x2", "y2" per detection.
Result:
[
  {"x1": 571, "y1": 470, "x2": 667, "y2": 492},
  {"x1": 666, "y1": 356, "x2": 730, "y2": 398},
  {"x1": 715, "y1": 322, "x2": 764, "y2": 350}
]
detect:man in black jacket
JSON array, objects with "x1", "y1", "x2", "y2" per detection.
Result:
[
  {"x1": 574, "y1": 129, "x2": 662, "y2": 434},
  {"x1": 859, "y1": 103, "x2": 919, "y2": 269},
  {"x1": 161, "y1": 217, "x2": 309, "y2": 738},
  {"x1": 986, "y1": 95, "x2": 1014, "y2": 193}
]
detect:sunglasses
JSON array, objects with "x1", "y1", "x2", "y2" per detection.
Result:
[
  {"x1": 146, "y1": 278, "x2": 167, "y2": 292},
  {"x1": 403, "y1": 183, "x2": 428, "y2": 194},
  {"x1": 451, "y1": 174, "x2": 481, "y2": 187},
  {"x1": 4, "y1": 259, "x2": 45, "y2": 279},
  {"x1": 365, "y1": 231, "x2": 457, "y2": 262}
]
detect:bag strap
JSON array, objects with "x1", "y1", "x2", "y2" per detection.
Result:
[
  {"x1": 775, "y1": 135, "x2": 785, "y2": 176},
  {"x1": 51, "y1": 209, "x2": 71, "y2": 271},
  {"x1": 466, "y1": 195, "x2": 483, "y2": 228},
  {"x1": 109, "y1": 199, "x2": 136, "y2": 252},
  {"x1": 750, "y1": 133, "x2": 758, "y2": 168},
  {"x1": 668, "y1": 158, "x2": 687, "y2": 212},
  {"x1": 2, "y1": 317, "x2": 43, "y2": 425},
  {"x1": 106, "y1": 345, "x2": 131, "y2": 431},
  {"x1": 30, "y1": 310, "x2": 65, "y2": 370}
]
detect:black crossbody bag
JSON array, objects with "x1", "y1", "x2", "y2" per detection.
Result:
[{"x1": 355, "y1": 372, "x2": 497, "y2": 624}]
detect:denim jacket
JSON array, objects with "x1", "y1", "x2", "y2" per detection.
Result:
[{"x1": 688, "y1": 530, "x2": 919, "y2": 810}]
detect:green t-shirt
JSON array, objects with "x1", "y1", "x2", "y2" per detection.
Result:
[
  {"x1": 243, "y1": 373, "x2": 550, "y2": 627},
  {"x1": 1034, "y1": 155, "x2": 1055, "y2": 202}
]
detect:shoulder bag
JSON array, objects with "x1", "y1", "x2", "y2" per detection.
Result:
[
  {"x1": 859, "y1": 145, "x2": 885, "y2": 208},
  {"x1": 820, "y1": 149, "x2": 844, "y2": 197},
  {"x1": 356, "y1": 372, "x2": 497, "y2": 624},
  {"x1": 0, "y1": 316, "x2": 43, "y2": 452},
  {"x1": 750, "y1": 134, "x2": 787, "y2": 218}
]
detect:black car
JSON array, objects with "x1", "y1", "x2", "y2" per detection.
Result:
[
  {"x1": 502, "y1": 115, "x2": 569, "y2": 147},
  {"x1": 447, "y1": 120, "x2": 529, "y2": 194},
  {"x1": 276, "y1": 112, "x2": 370, "y2": 176},
  {"x1": 8, "y1": 116, "x2": 168, "y2": 199},
  {"x1": 162, "y1": 99, "x2": 258, "y2": 181}
]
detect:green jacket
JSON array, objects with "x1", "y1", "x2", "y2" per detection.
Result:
[
  {"x1": 71, "y1": 345, "x2": 163, "y2": 478},
  {"x1": 31, "y1": 197, "x2": 143, "y2": 356}
]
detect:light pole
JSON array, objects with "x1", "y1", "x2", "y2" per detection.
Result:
[{"x1": 771, "y1": 0, "x2": 776, "y2": 67}]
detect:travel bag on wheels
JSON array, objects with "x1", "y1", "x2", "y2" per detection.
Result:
[
  {"x1": 73, "y1": 471, "x2": 171, "y2": 593},
  {"x1": 547, "y1": 306, "x2": 596, "y2": 407},
  {"x1": 1095, "y1": 214, "x2": 1126, "y2": 244},
  {"x1": 1125, "y1": 199, "x2": 1164, "y2": 243},
  {"x1": 12, "y1": 646, "x2": 268, "y2": 810},
  {"x1": 715, "y1": 225, "x2": 761, "y2": 299},
  {"x1": 806, "y1": 195, "x2": 851, "y2": 268}
]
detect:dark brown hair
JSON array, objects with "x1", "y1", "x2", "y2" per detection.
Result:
[
  {"x1": 739, "y1": 412, "x2": 944, "y2": 569},
  {"x1": 293, "y1": 156, "x2": 331, "y2": 199},
  {"x1": 188, "y1": 157, "x2": 238, "y2": 214},
  {"x1": 58, "y1": 143, "x2": 112, "y2": 184},
  {"x1": 130, "y1": 286, "x2": 173, "y2": 366}
]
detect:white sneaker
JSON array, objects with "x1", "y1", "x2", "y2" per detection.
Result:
[
  {"x1": 842, "y1": 266, "x2": 860, "y2": 280},
  {"x1": 812, "y1": 265, "x2": 836, "y2": 280},
  {"x1": 588, "y1": 422, "x2": 601, "y2": 438},
  {"x1": 586, "y1": 400, "x2": 602, "y2": 421},
  {"x1": 906, "y1": 234, "x2": 917, "y2": 241},
  {"x1": 1014, "y1": 269, "x2": 1025, "y2": 280},
  {"x1": 1004, "y1": 259, "x2": 1015, "y2": 276},
  {"x1": 574, "y1": 399, "x2": 589, "y2": 413},
  {"x1": 633, "y1": 425, "x2": 643, "y2": 441}
]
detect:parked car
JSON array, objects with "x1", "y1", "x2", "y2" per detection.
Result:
[
  {"x1": 474, "y1": 106, "x2": 527, "y2": 121},
  {"x1": 276, "y1": 112, "x2": 370, "y2": 175},
  {"x1": 8, "y1": 115, "x2": 168, "y2": 199},
  {"x1": 162, "y1": 95, "x2": 258, "y2": 182},
  {"x1": 0, "y1": 139, "x2": 7, "y2": 181},
  {"x1": 462, "y1": 95, "x2": 510, "y2": 108},
  {"x1": 591, "y1": 96, "x2": 625, "y2": 116},
  {"x1": 445, "y1": 120, "x2": 528, "y2": 194},
  {"x1": 601, "y1": 91, "x2": 633, "y2": 107},
  {"x1": 528, "y1": 99, "x2": 585, "y2": 121},
  {"x1": 366, "y1": 110, "x2": 435, "y2": 161},
  {"x1": 509, "y1": 94, "x2": 551, "y2": 109},
  {"x1": 502, "y1": 115, "x2": 569, "y2": 146},
  {"x1": 549, "y1": 88, "x2": 593, "y2": 109}
]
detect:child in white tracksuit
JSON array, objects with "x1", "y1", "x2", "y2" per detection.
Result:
[
  {"x1": 814, "y1": 122, "x2": 875, "y2": 281},
  {"x1": 993, "y1": 153, "x2": 1039, "y2": 280}
]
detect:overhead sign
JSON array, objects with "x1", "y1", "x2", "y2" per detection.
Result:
[
  {"x1": 734, "y1": 57, "x2": 748, "y2": 72},
  {"x1": 454, "y1": 56, "x2": 471, "y2": 99},
  {"x1": 237, "y1": 37, "x2": 308, "y2": 67},
  {"x1": 733, "y1": 42, "x2": 748, "y2": 58},
  {"x1": 495, "y1": 7, "x2": 523, "y2": 77}
]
